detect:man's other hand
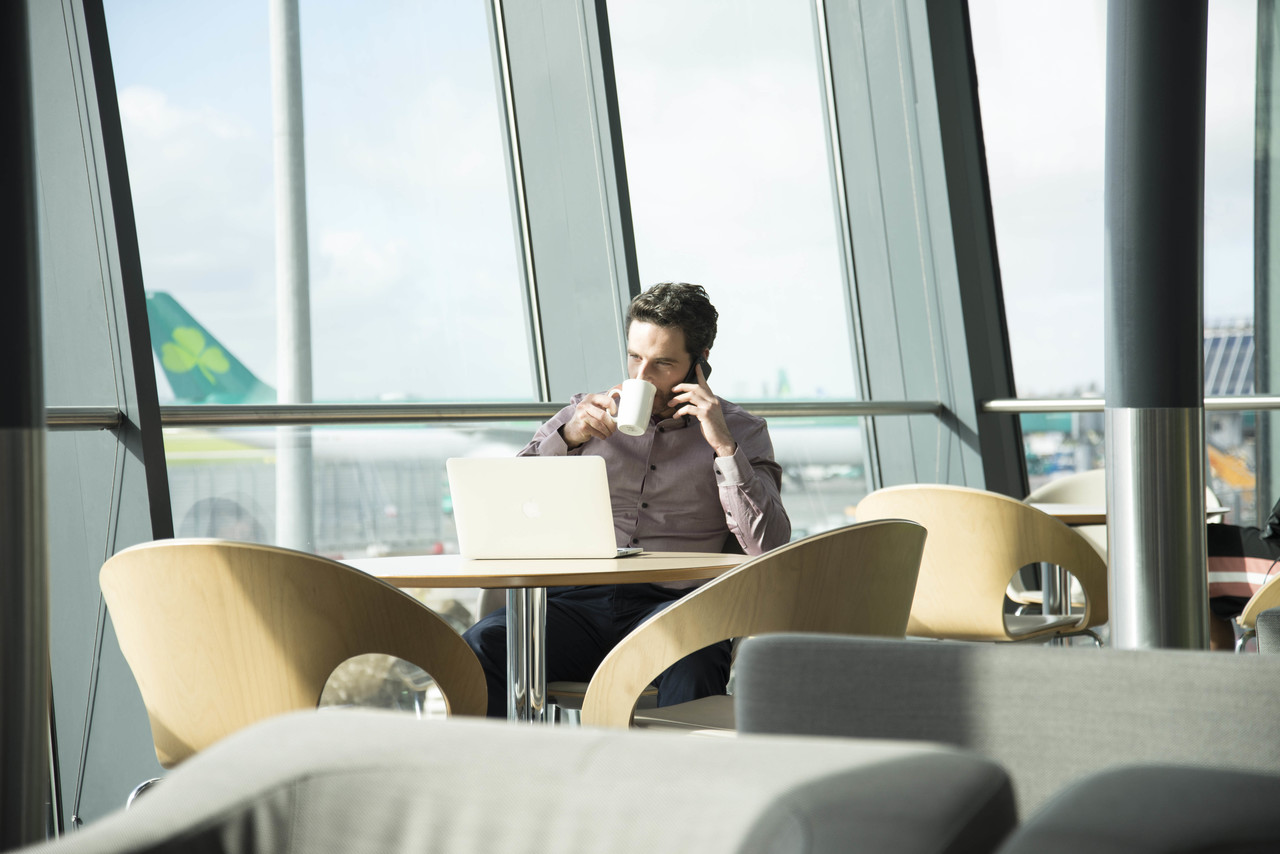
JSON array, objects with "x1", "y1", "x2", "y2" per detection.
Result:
[
  {"x1": 560, "y1": 389, "x2": 621, "y2": 448},
  {"x1": 672, "y1": 364, "x2": 736, "y2": 457}
]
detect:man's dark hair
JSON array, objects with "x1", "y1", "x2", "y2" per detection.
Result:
[{"x1": 626, "y1": 282, "x2": 718, "y2": 357}]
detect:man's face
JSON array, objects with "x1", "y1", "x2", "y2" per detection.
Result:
[{"x1": 626, "y1": 321, "x2": 694, "y2": 418}]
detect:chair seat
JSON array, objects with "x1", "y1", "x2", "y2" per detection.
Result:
[
  {"x1": 548, "y1": 681, "x2": 657, "y2": 712},
  {"x1": 1004, "y1": 613, "x2": 1087, "y2": 638},
  {"x1": 1005, "y1": 585, "x2": 1086, "y2": 609},
  {"x1": 632, "y1": 694, "x2": 735, "y2": 734}
]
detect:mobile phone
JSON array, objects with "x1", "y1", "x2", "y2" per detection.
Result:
[{"x1": 682, "y1": 356, "x2": 712, "y2": 385}]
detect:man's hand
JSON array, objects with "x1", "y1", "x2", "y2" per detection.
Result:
[
  {"x1": 672, "y1": 364, "x2": 736, "y2": 457},
  {"x1": 560, "y1": 389, "x2": 622, "y2": 449}
]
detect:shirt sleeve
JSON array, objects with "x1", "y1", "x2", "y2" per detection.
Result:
[
  {"x1": 714, "y1": 412, "x2": 791, "y2": 555},
  {"x1": 517, "y1": 396, "x2": 585, "y2": 457}
]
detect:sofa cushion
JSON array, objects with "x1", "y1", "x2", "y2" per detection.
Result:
[
  {"x1": 735, "y1": 634, "x2": 1280, "y2": 814},
  {"x1": 998, "y1": 765, "x2": 1280, "y2": 854},
  {"x1": 29, "y1": 709, "x2": 1014, "y2": 854}
]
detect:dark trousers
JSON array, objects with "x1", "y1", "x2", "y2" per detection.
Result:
[{"x1": 462, "y1": 584, "x2": 732, "y2": 718}]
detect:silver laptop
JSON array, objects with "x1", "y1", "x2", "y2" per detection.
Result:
[{"x1": 446, "y1": 456, "x2": 640, "y2": 559}]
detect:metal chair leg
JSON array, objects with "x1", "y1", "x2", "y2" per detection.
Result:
[{"x1": 126, "y1": 778, "x2": 162, "y2": 809}]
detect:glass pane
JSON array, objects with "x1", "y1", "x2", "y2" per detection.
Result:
[
  {"x1": 607, "y1": 1, "x2": 857, "y2": 401},
  {"x1": 1204, "y1": 335, "x2": 1226, "y2": 389},
  {"x1": 104, "y1": 0, "x2": 533, "y2": 404},
  {"x1": 165, "y1": 421, "x2": 537, "y2": 557},
  {"x1": 968, "y1": 1, "x2": 1107, "y2": 398},
  {"x1": 166, "y1": 415, "x2": 870, "y2": 551},
  {"x1": 770, "y1": 418, "x2": 872, "y2": 540},
  {"x1": 1022, "y1": 413, "x2": 1259, "y2": 526},
  {"x1": 970, "y1": 0, "x2": 1257, "y2": 399}
]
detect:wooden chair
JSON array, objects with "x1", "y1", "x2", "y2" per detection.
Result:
[
  {"x1": 100, "y1": 538, "x2": 487, "y2": 768},
  {"x1": 578, "y1": 520, "x2": 927, "y2": 730},
  {"x1": 855, "y1": 484, "x2": 1107, "y2": 642},
  {"x1": 1236, "y1": 573, "x2": 1280, "y2": 650},
  {"x1": 1017, "y1": 470, "x2": 1225, "y2": 611}
]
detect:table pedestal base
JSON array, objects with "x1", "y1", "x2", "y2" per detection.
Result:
[{"x1": 506, "y1": 587, "x2": 546, "y2": 722}]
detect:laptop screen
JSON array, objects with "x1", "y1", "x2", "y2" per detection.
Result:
[{"x1": 446, "y1": 457, "x2": 623, "y2": 559}]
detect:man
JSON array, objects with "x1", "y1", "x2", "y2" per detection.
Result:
[{"x1": 463, "y1": 282, "x2": 791, "y2": 717}]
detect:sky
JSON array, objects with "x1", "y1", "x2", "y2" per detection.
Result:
[
  {"x1": 104, "y1": 0, "x2": 531, "y2": 402},
  {"x1": 103, "y1": 0, "x2": 1261, "y2": 402},
  {"x1": 609, "y1": 1, "x2": 858, "y2": 400},
  {"x1": 969, "y1": 0, "x2": 1258, "y2": 396}
]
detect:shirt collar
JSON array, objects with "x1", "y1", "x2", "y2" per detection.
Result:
[{"x1": 653, "y1": 413, "x2": 691, "y2": 431}]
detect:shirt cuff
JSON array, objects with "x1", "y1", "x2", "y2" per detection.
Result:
[
  {"x1": 713, "y1": 445, "x2": 753, "y2": 486},
  {"x1": 540, "y1": 426, "x2": 589, "y2": 456}
]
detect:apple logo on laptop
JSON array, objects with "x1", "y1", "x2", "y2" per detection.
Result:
[{"x1": 522, "y1": 501, "x2": 542, "y2": 519}]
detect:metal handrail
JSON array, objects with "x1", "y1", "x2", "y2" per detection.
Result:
[
  {"x1": 159, "y1": 402, "x2": 561, "y2": 426},
  {"x1": 55, "y1": 396, "x2": 1280, "y2": 431},
  {"x1": 984, "y1": 396, "x2": 1280, "y2": 414},
  {"x1": 46, "y1": 407, "x2": 123, "y2": 431},
  {"x1": 46, "y1": 400, "x2": 945, "y2": 431},
  {"x1": 156, "y1": 400, "x2": 944, "y2": 427}
]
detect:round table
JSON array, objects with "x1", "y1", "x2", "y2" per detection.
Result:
[{"x1": 344, "y1": 552, "x2": 748, "y2": 721}]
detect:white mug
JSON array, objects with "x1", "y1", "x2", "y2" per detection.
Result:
[{"x1": 610, "y1": 378, "x2": 657, "y2": 436}]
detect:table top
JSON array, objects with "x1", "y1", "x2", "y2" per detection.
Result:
[
  {"x1": 343, "y1": 551, "x2": 749, "y2": 589},
  {"x1": 1029, "y1": 503, "x2": 1107, "y2": 525},
  {"x1": 1029, "y1": 502, "x2": 1228, "y2": 526}
]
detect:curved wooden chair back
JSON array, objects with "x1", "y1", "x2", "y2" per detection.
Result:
[
  {"x1": 579, "y1": 520, "x2": 926, "y2": 727},
  {"x1": 1024, "y1": 469, "x2": 1227, "y2": 562},
  {"x1": 1239, "y1": 572, "x2": 1280, "y2": 631},
  {"x1": 1023, "y1": 469, "x2": 1109, "y2": 562},
  {"x1": 100, "y1": 538, "x2": 486, "y2": 768},
  {"x1": 856, "y1": 484, "x2": 1108, "y2": 641},
  {"x1": 1025, "y1": 469, "x2": 1107, "y2": 503}
]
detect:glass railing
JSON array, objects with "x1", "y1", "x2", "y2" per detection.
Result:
[
  {"x1": 987, "y1": 397, "x2": 1275, "y2": 526},
  {"x1": 152, "y1": 404, "x2": 906, "y2": 557}
]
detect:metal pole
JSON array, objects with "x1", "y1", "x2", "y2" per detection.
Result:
[
  {"x1": 269, "y1": 0, "x2": 314, "y2": 551},
  {"x1": 1257, "y1": 0, "x2": 1280, "y2": 527},
  {"x1": 0, "y1": 0, "x2": 51, "y2": 846},
  {"x1": 1104, "y1": 0, "x2": 1209, "y2": 649}
]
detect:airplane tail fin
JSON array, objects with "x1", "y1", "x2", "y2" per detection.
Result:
[{"x1": 146, "y1": 292, "x2": 276, "y2": 404}]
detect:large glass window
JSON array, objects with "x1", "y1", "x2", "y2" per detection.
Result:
[
  {"x1": 164, "y1": 421, "x2": 536, "y2": 559},
  {"x1": 968, "y1": 1, "x2": 1108, "y2": 399},
  {"x1": 104, "y1": 0, "x2": 533, "y2": 404},
  {"x1": 606, "y1": 2, "x2": 878, "y2": 529},
  {"x1": 972, "y1": 0, "x2": 1261, "y2": 521},
  {"x1": 103, "y1": 0, "x2": 539, "y2": 688},
  {"x1": 971, "y1": 0, "x2": 1257, "y2": 397},
  {"x1": 607, "y1": 1, "x2": 857, "y2": 402}
]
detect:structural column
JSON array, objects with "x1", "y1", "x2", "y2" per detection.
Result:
[
  {"x1": 1256, "y1": 0, "x2": 1280, "y2": 521},
  {"x1": 1104, "y1": 0, "x2": 1209, "y2": 649},
  {"x1": 0, "y1": 0, "x2": 51, "y2": 846},
  {"x1": 270, "y1": 0, "x2": 314, "y2": 550}
]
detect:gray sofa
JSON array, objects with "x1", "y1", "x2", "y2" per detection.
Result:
[
  {"x1": 26, "y1": 709, "x2": 1014, "y2": 854},
  {"x1": 1257, "y1": 605, "x2": 1280, "y2": 653},
  {"x1": 734, "y1": 634, "x2": 1280, "y2": 816},
  {"x1": 997, "y1": 765, "x2": 1280, "y2": 854}
]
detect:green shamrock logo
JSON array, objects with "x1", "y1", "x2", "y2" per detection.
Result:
[{"x1": 162, "y1": 327, "x2": 230, "y2": 384}]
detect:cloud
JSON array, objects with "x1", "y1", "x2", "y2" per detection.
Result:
[
  {"x1": 119, "y1": 86, "x2": 253, "y2": 142},
  {"x1": 116, "y1": 85, "x2": 278, "y2": 380}
]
